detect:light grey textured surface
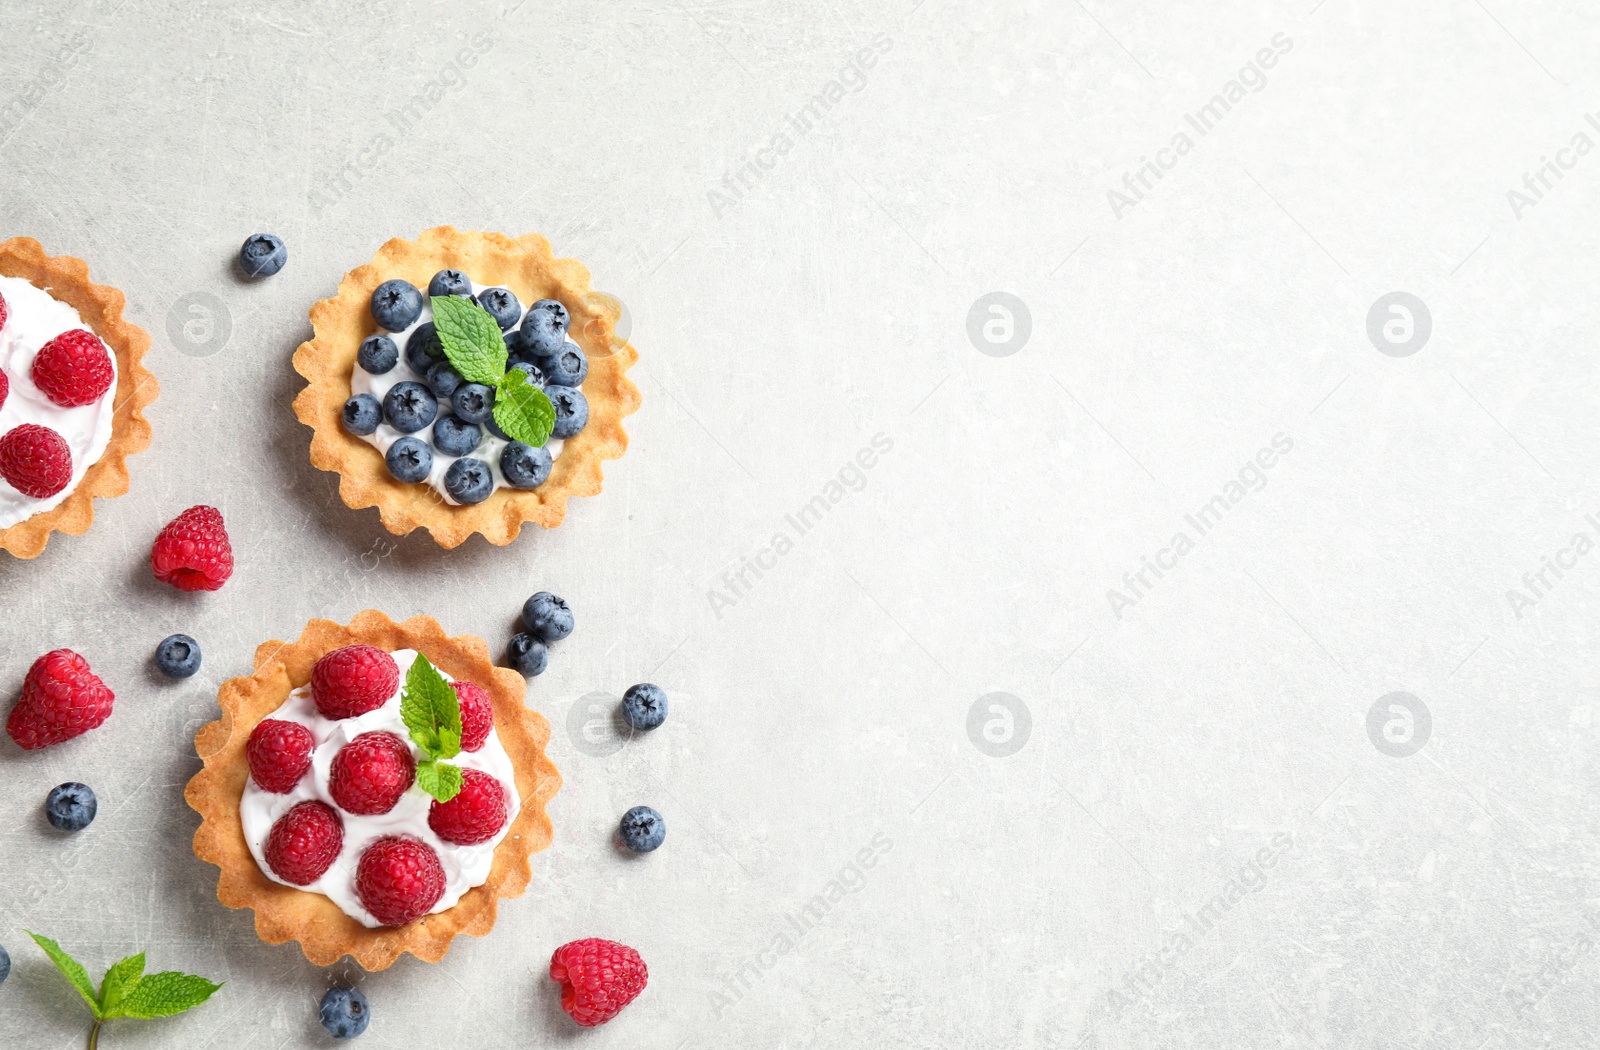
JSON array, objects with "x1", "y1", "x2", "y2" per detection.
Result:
[{"x1": 1, "y1": 0, "x2": 1598, "y2": 1046}]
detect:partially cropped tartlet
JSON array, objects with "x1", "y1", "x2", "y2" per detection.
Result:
[
  {"x1": 0, "y1": 237, "x2": 156, "y2": 558},
  {"x1": 292, "y1": 226, "x2": 639, "y2": 548},
  {"x1": 185, "y1": 611, "x2": 560, "y2": 970}
]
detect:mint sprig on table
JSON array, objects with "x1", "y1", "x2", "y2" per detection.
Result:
[
  {"x1": 399, "y1": 653, "x2": 465, "y2": 803},
  {"x1": 28, "y1": 932, "x2": 221, "y2": 1049},
  {"x1": 431, "y1": 294, "x2": 556, "y2": 447}
]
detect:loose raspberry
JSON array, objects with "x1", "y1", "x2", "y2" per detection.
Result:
[
  {"x1": 6, "y1": 650, "x2": 114, "y2": 750},
  {"x1": 550, "y1": 939, "x2": 648, "y2": 1027},
  {"x1": 33, "y1": 328, "x2": 114, "y2": 407},
  {"x1": 246, "y1": 719, "x2": 314, "y2": 793},
  {"x1": 151, "y1": 505, "x2": 234, "y2": 592},
  {"x1": 312, "y1": 645, "x2": 398, "y2": 719},
  {"x1": 329, "y1": 732, "x2": 415, "y2": 815},
  {"x1": 356, "y1": 837, "x2": 445, "y2": 926},
  {"x1": 0, "y1": 424, "x2": 71, "y2": 499},
  {"x1": 455, "y1": 681, "x2": 493, "y2": 752},
  {"x1": 264, "y1": 800, "x2": 343, "y2": 885},
  {"x1": 427, "y1": 768, "x2": 507, "y2": 845}
]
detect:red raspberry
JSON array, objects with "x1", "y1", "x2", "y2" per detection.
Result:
[
  {"x1": 33, "y1": 328, "x2": 114, "y2": 407},
  {"x1": 264, "y1": 800, "x2": 343, "y2": 885},
  {"x1": 5, "y1": 650, "x2": 114, "y2": 750},
  {"x1": 151, "y1": 505, "x2": 234, "y2": 592},
  {"x1": 0, "y1": 424, "x2": 72, "y2": 498},
  {"x1": 246, "y1": 718, "x2": 314, "y2": 793},
  {"x1": 356, "y1": 837, "x2": 445, "y2": 926},
  {"x1": 0, "y1": 289, "x2": 8, "y2": 332},
  {"x1": 550, "y1": 939, "x2": 648, "y2": 1027},
  {"x1": 329, "y1": 732, "x2": 415, "y2": 815},
  {"x1": 455, "y1": 681, "x2": 493, "y2": 752},
  {"x1": 427, "y1": 768, "x2": 507, "y2": 845},
  {"x1": 312, "y1": 645, "x2": 398, "y2": 719},
  {"x1": 0, "y1": 368, "x2": 8, "y2": 412}
]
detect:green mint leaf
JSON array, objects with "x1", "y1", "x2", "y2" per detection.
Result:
[
  {"x1": 437, "y1": 725, "x2": 462, "y2": 762},
  {"x1": 28, "y1": 932, "x2": 101, "y2": 1018},
  {"x1": 98, "y1": 953, "x2": 146, "y2": 1016},
  {"x1": 106, "y1": 971, "x2": 222, "y2": 1020},
  {"x1": 399, "y1": 653, "x2": 461, "y2": 761},
  {"x1": 431, "y1": 295, "x2": 506, "y2": 385},
  {"x1": 416, "y1": 759, "x2": 464, "y2": 803},
  {"x1": 493, "y1": 368, "x2": 556, "y2": 447}
]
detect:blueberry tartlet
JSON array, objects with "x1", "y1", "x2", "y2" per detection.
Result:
[
  {"x1": 292, "y1": 227, "x2": 639, "y2": 547},
  {"x1": 0, "y1": 237, "x2": 157, "y2": 558},
  {"x1": 184, "y1": 610, "x2": 560, "y2": 969}
]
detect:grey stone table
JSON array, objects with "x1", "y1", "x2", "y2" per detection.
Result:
[{"x1": 1, "y1": 0, "x2": 1597, "y2": 1047}]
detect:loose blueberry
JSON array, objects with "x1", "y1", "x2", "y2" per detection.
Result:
[
  {"x1": 357, "y1": 335, "x2": 399, "y2": 375},
  {"x1": 405, "y1": 322, "x2": 444, "y2": 374},
  {"x1": 342, "y1": 394, "x2": 382, "y2": 436},
  {"x1": 444, "y1": 458, "x2": 494, "y2": 504},
  {"x1": 433, "y1": 416, "x2": 483, "y2": 457},
  {"x1": 239, "y1": 233, "x2": 286, "y2": 278},
  {"x1": 619, "y1": 805, "x2": 666, "y2": 853},
  {"x1": 386, "y1": 436, "x2": 433, "y2": 483},
  {"x1": 155, "y1": 634, "x2": 202, "y2": 679},
  {"x1": 546, "y1": 385, "x2": 589, "y2": 439},
  {"x1": 45, "y1": 783, "x2": 97, "y2": 832},
  {"x1": 428, "y1": 269, "x2": 472, "y2": 298},
  {"x1": 452, "y1": 383, "x2": 495, "y2": 425},
  {"x1": 500, "y1": 442, "x2": 552, "y2": 489},
  {"x1": 426, "y1": 361, "x2": 464, "y2": 400},
  {"x1": 383, "y1": 382, "x2": 438, "y2": 434},
  {"x1": 506, "y1": 632, "x2": 549, "y2": 677},
  {"x1": 621, "y1": 683, "x2": 668, "y2": 731},
  {"x1": 518, "y1": 299, "x2": 569, "y2": 356},
  {"x1": 0, "y1": 944, "x2": 9, "y2": 987},
  {"x1": 371, "y1": 279, "x2": 424, "y2": 331},
  {"x1": 476, "y1": 287, "x2": 521, "y2": 330},
  {"x1": 537, "y1": 344, "x2": 588, "y2": 388},
  {"x1": 508, "y1": 359, "x2": 546, "y2": 387},
  {"x1": 522, "y1": 592, "x2": 574, "y2": 642},
  {"x1": 319, "y1": 986, "x2": 371, "y2": 1040}
]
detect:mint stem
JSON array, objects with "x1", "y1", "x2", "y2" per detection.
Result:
[{"x1": 87, "y1": 1020, "x2": 101, "y2": 1050}]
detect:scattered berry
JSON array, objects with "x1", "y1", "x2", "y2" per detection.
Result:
[
  {"x1": 239, "y1": 233, "x2": 287, "y2": 277},
  {"x1": 547, "y1": 385, "x2": 589, "y2": 439},
  {"x1": 330, "y1": 732, "x2": 415, "y2": 815},
  {"x1": 319, "y1": 986, "x2": 371, "y2": 1040},
  {"x1": 246, "y1": 718, "x2": 314, "y2": 793},
  {"x1": 427, "y1": 768, "x2": 508, "y2": 845},
  {"x1": 0, "y1": 943, "x2": 9, "y2": 987},
  {"x1": 151, "y1": 506, "x2": 234, "y2": 592},
  {"x1": 621, "y1": 683, "x2": 667, "y2": 731},
  {"x1": 6, "y1": 650, "x2": 114, "y2": 750},
  {"x1": 33, "y1": 329, "x2": 114, "y2": 407},
  {"x1": 550, "y1": 938, "x2": 647, "y2": 1027},
  {"x1": 155, "y1": 634, "x2": 202, "y2": 678},
  {"x1": 264, "y1": 800, "x2": 343, "y2": 885},
  {"x1": 371, "y1": 279, "x2": 424, "y2": 331},
  {"x1": 476, "y1": 287, "x2": 521, "y2": 330},
  {"x1": 454, "y1": 681, "x2": 493, "y2": 752},
  {"x1": 312, "y1": 645, "x2": 399, "y2": 719},
  {"x1": 619, "y1": 805, "x2": 665, "y2": 852},
  {"x1": 0, "y1": 424, "x2": 72, "y2": 498},
  {"x1": 500, "y1": 442, "x2": 552, "y2": 489},
  {"x1": 451, "y1": 383, "x2": 495, "y2": 425},
  {"x1": 357, "y1": 335, "x2": 399, "y2": 375},
  {"x1": 506, "y1": 633, "x2": 549, "y2": 678},
  {"x1": 537, "y1": 344, "x2": 588, "y2": 388},
  {"x1": 342, "y1": 394, "x2": 381, "y2": 436},
  {"x1": 404, "y1": 322, "x2": 444, "y2": 374},
  {"x1": 432, "y1": 416, "x2": 482, "y2": 458},
  {"x1": 386, "y1": 436, "x2": 432, "y2": 483},
  {"x1": 443, "y1": 458, "x2": 493, "y2": 505},
  {"x1": 427, "y1": 269, "x2": 471, "y2": 298},
  {"x1": 45, "y1": 782, "x2": 97, "y2": 832},
  {"x1": 523, "y1": 592, "x2": 574, "y2": 642},
  {"x1": 356, "y1": 837, "x2": 445, "y2": 926},
  {"x1": 425, "y1": 361, "x2": 463, "y2": 400},
  {"x1": 382, "y1": 381, "x2": 437, "y2": 434},
  {"x1": 519, "y1": 299, "x2": 570, "y2": 357}
]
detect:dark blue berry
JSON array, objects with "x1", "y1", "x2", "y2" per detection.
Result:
[
  {"x1": 621, "y1": 683, "x2": 668, "y2": 731},
  {"x1": 371, "y1": 279, "x2": 423, "y2": 331},
  {"x1": 546, "y1": 385, "x2": 589, "y2": 439},
  {"x1": 405, "y1": 322, "x2": 444, "y2": 374},
  {"x1": 518, "y1": 299, "x2": 569, "y2": 357},
  {"x1": 357, "y1": 335, "x2": 399, "y2": 375},
  {"x1": 500, "y1": 442, "x2": 552, "y2": 489},
  {"x1": 522, "y1": 592, "x2": 573, "y2": 642},
  {"x1": 506, "y1": 633, "x2": 549, "y2": 677},
  {"x1": 383, "y1": 382, "x2": 438, "y2": 434},
  {"x1": 476, "y1": 287, "x2": 521, "y2": 330},
  {"x1": 619, "y1": 806, "x2": 666, "y2": 852},
  {"x1": 155, "y1": 634, "x2": 202, "y2": 678},
  {"x1": 45, "y1": 783, "x2": 97, "y2": 832},
  {"x1": 452, "y1": 383, "x2": 495, "y2": 425},
  {"x1": 386, "y1": 436, "x2": 433, "y2": 483},
  {"x1": 428, "y1": 269, "x2": 472, "y2": 298},
  {"x1": 483, "y1": 413, "x2": 509, "y2": 441},
  {"x1": 444, "y1": 458, "x2": 493, "y2": 504},
  {"x1": 239, "y1": 233, "x2": 286, "y2": 278},
  {"x1": 537, "y1": 344, "x2": 588, "y2": 387},
  {"x1": 432, "y1": 416, "x2": 482, "y2": 457},
  {"x1": 342, "y1": 394, "x2": 382, "y2": 436},
  {"x1": 508, "y1": 359, "x2": 546, "y2": 387},
  {"x1": 425, "y1": 361, "x2": 463, "y2": 400},
  {"x1": 0, "y1": 944, "x2": 9, "y2": 987},
  {"x1": 319, "y1": 986, "x2": 371, "y2": 1040}
]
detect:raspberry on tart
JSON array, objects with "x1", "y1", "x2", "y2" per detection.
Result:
[
  {"x1": 0, "y1": 369, "x2": 8, "y2": 412},
  {"x1": 312, "y1": 644, "x2": 398, "y2": 719},
  {"x1": 329, "y1": 732, "x2": 415, "y2": 816},
  {"x1": 0, "y1": 424, "x2": 72, "y2": 498},
  {"x1": 428, "y1": 768, "x2": 508, "y2": 845},
  {"x1": 356, "y1": 837, "x2": 446, "y2": 927},
  {"x1": 246, "y1": 719, "x2": 314, "y2": 793},
  {"x1": 265, "y1": 801, "x2": 344, "y2": 885},
  {"x1": 455, "y1": 681, "x2": 493, "y2": 752},
  {"x1": 33, "y1": 329, "x2": 114, "y2": 407}
]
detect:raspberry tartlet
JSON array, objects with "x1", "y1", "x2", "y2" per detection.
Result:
[
  {"x1": 0, "y1": 237, "x2": 157, "y2": 558},
  {"x1": 292, "y1": 227, "x2": 639, "y2": 548},
  {"x1": 184, "y1": 611, "x2": 560, "y2": 969}
]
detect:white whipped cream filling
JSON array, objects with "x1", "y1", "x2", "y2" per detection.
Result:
[
  {"x1": 350, "y1": 280, "x2": 565, "y2": 505},
  {"x1": 0, "y1": 275, "x2": 118, "y2": 529},
  {"x1": 239, "y1": 649, "x2": 521, "y2": 928}
]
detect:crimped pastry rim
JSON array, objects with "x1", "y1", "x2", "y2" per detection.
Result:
[
  {"x1": 183, "y1": 610, "x2": 561, "y2": 970},
  {"x1": 0, "y1": 237, "x2": 158, "y2": 559},
  {"x1": 291, "y1": 226, "x2": 640, "y2": 548}
]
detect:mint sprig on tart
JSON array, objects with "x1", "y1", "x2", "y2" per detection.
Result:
[
  {"x1": 399, "y1": 652, "x2": 468, "y2": 803},
  {"x1": 430, "y1": 295, "x2": 555, "y2": 447}
]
